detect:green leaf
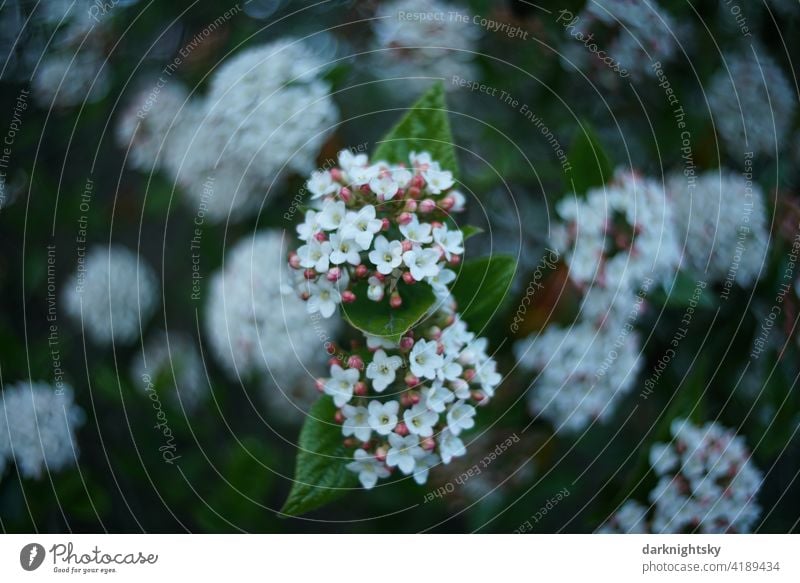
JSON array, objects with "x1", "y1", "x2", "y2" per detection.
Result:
[
  {"x1": 451, "y1": 255, "x2": 517, "y2": 332},
  {"x1": 373, "y1": 82, "x2": 458, "y2": 176},
  {"x1": 651, "y1": 270, "x2": 716, "y2": 310},
  {"x1": 461, "y1": 225, "x2": 484, "y2": 240},
  {"x1": 281, "y1": 396, "x2": 358, "y2": 517},
  {"x1": 567, "y1": 122, "x2": 612, "y2": 196},
  {"x1": 341, "y1": 281, "x2": 437, "y2": 343}
]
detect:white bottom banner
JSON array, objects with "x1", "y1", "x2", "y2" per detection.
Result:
[{"x1": 0, "y1": 534, "x2": 796, "y2": 582}]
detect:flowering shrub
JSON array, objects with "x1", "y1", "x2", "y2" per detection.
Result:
[{"x1": 281, "y1": 84, "x2": 514, "y2": 514}]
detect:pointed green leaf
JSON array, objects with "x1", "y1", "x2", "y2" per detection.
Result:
[
  {"x1": 567, "y1": 122, "x2": 612, "y2": 196},
  {"x1": 280, "y1": 396, "x2": 357, "y2": 517},
  {"x1": 341, "y1": 281, "x2": 437, "y2": 343},
  {"x1": 373, "y1": 82, "x2": 458, "y2": 176},
  {"x1": 451, "y1": 255, "x2": 517, "y2": 332},
  {"x1": 461, "y1": 225, "x2": 484, "y2": 240}
]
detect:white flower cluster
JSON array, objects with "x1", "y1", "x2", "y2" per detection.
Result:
[
  {"x1": 117, "y1": 38, "x2": 339, "y2": 222},
  {"x1": 290, "y1": 150, "x2": 466, "y2": 318},
  {"x1": 130, "y1": 331, "x2": 207, "y2": 412},
  {"x1": 370, "y1": 0, "x2": 480, "y2": 99},
  {"x1": 32, "y1": 0, "x2": 112, "y2": 107},
  {"x1": 551, "y1": 168, "x2": 681, "y2": 293},
  {"x1": 515, "y1": 319, "x2": 643, "y2": 433},
  {"x1": 205, "y1": 231, "x2": 338, "y2": 391},
  {"x1": 707, "y1": 51, "x2": 796, "y2": 157},
  {"x1": 63, "y1": 245, "x2": 158, "y2": 346},
  {"x1": 600, "y1": 419, "x2": 763, "y2": 533},
  {"x1": 517, "y1": 169, "x2": 678, "y2": 433},
  {"x1": 560, "y1": 0, "x2": 678, "y2": 86},
  {"x1": 329, "y1": 309, "x2": 501, "y2": 488},
  {"x1": 0, "y1": 381, "x2": 83, "y2": 480},
  {"x1": 668, "y1": 170, "x2": 769, "y2": 286}
]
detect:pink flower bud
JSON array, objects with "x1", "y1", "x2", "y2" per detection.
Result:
[
  {"x1": 342, "y1": 290, "x2": 357, "y2": 303},
  {"x1": 375, "y1": 447, "x2": 388, "y2": 462},
  {"x1": 326, "y1": 267, "x2": 341, "y2": 282},
  {"x1": 401, "y1": 393, "x2": 412, "y2": 407},
  {"x1": 394, "y1": 422, "x2": 409, "y2": 436},
  {"x1": 360, "y1": 184, "x2": 371, "y2": 193},
  {"x1": 397, "y1": 212, "x2": 413, "y2": 225},
  {"x1": 343, "y1": 438, "x2": 357, "y2": 448},
  {"x1": 373, "y1": 272, "x2": 386, "y2": 282},
  {"x1": 471, "y1": 391, "x2": 485, "y2": 402},
  {"x1": 402, "y1": 271, "x2": 416, "y2": 284},
  {"x1": 421, "y1": 437, "x2": 436, "y2": 451},
  {"x1": 300, "y1": 291, "x2": 310, "y2": 301},
  {"x1": 440, "y1": 196, "x2": 455, "y2": 211},
  {"x1": 381, "y1": 218, "x2": 391, "y2": 231},
  {"x1": 347, "y1": 355, "x2": 364, "y2": 370},
  {"x1": 334, "y1": 410, "x2": 344, "y2": 424},
  {"x1": 431, "y1": 221, "x2": 443, "y2": 229},
  {"x1": 463, "y1": 369, "x2": 476, "y2": 382},
  {"x1": 407, "y1": 186, "x2": 421, "y2": 199},
  {"x1": 436, "y1": 342, "x2": 444, "y2": 355},
  {"x1": 355, "y1": 264, "x2": 368, "y2": 278},
  {"x1": 304, "y1": 268, "x2": 317, "y2": 280},
  {"x1": 410, "y1": 392, "x2": 421, "y2": 404},
  {"x1": 428, "y1": 326, "x2": 442, "y2": 340},
  {"x1": 411, "y1": 174, "x2": 425, "y2": 189},
  {"x1": 339, "y1": 187, "x2": 351, "y2": 203},
  {"x1": 405, "y1": 200, "x2": 418, "y2": 213},
  {"x1": 288, "y1": 254, "x2": 301, "y2": 269},
  {"x1": 449, "y1": 254, "x2": 461, "y2": 266},
  {"x1": 330, "y1": 168, "x2": 342, "y2": 181},
  {"x1": 405, "y1": 373, "x2": 419, "y2": 388},
  {"x1": 401, "y1": 240, "x2": 413, "y2": 252},
  {"x1": 400, "y1": 336, "x2": 415, "y2": 351},
  {"x1": 315, "y1": 378, "x2": 326, "y2": 392},
  {"x1": 390, "y1": 292, "x2": 402, "y2": 308},
  {"x1": 419, "y1": 199, "x2": 436, "y2": 213},
  {"x1": 328, "y1": 357, "x2": 341, "y2": 366},
  {"x1": 354, "y1": 381, "x2": 368, "y2": 396},
  {"x1": 444, "y1": 313, "x2": 456, "y2": 326},
  {"x1": 314, "y1": 231, "x2": 327, "y2": 242}
]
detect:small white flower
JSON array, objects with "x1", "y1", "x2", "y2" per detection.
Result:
[
  {"x1": 328, "y1": 233, "x2": 362, "y2": 266},
  {"x1": 403, "y1": 248, "x2": 441, "y2": 282},
  {"x1": 410, "y1": 339, "x2": 444, "y2": 380},
  {"x1": 297, "y1": 209, "x2": 321, "y2": 242},
  {"x1": 339, "y1": 149, "x2": 368, "y2": 171},
  {"x1": 474, "y1": 360, "x2": 502, "y2": 397},
  {"x1": 424, "y1": 382, "x2": 455, "y2": 413},
  {"x1": 297, "y1": 238, "x2": 332, "y2": 272},
  {"x1": 348, "y1": 164, "x2": 379, "y2": 186},
  {"x1": 307, "y1": 279, "x2": 342, "y2": 319},
  {"x1": 369, "y1": 236, "x2": 404, "y2": 275},
  {"x1": 438, "y1": 429, "x2": 466, "y2": 464},
  {"x1": 399, "y1": 215, "x2": 433, "y2": 244},
  {"x1": 386, "y1": 433, "x2": 425, "y2": 474},
  {"x1": 318, "y1": 200, "x2": 347, "y2": 231},
  {"x1": 410, "y1": 151, "x2": 433, "y2": 167},
  {"x1": 368, "y1": 400, "x2": 399, "y2": 435},
  {"x1": 436, "y1": 354, "x2": 463, "y2": 382},
  {"x1": 391, "y1": 167, "x2": 413, "y2": 188},
  {"x1": 341, "y1": 404, "x2": 371, "y2": 442},
  {"x1": 365, "y1": 334, "x2": 399, "y2": 350},
  {"x1": 449, "y1": 190, "x2": 466, "y2": 212},
  {"x1": 307, "y1": 170, "x2": 338, "y2": 199},
  {"x1": 428, "y1": 267, "x2": 456, "y2": 300},
  {"x1": 341, "y1": 205, "x2": 383, "y2": 249},
  {"x1": 369, "y1": 175, "x2": 400, "y2": 200},
  {"x1": 446, "y1": 400, "x2": 476, "y2": 436},
  {"x1": 413, "y1": 453, "x2": 439, "y2": 485},
  {"x1": 403, "y1": 403, "x2": 438, "y2": 437},
  {"x1": 324, "y1": 364, "x2": 360, "y2": 407},
  {"x1": 367, "y1": 276, "x2": 385, "y2": 302},
  {"x1": 347, "y1": 449, "x2": 390, "y2": 489},
  {"x1": 423, "y1": 167, "x2": 454, "y2": 194},
  {"x1": 366, "y1": 349, "x2": 403, "y2": 392},
  {"x1": 433, "y1": 225, "x2": 464, "y2": 260}
]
